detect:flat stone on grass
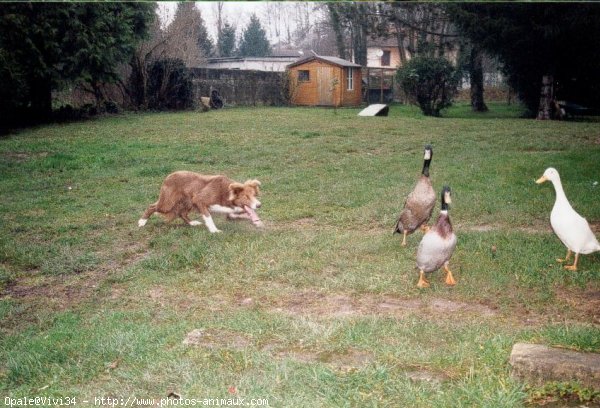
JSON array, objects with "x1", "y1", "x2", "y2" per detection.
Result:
[
  {"x1": 183, "y1": 329, "x2": 251, "y2": 350},
  {"x1": 510, "y1": 343, "x2": 600, "y2": 389},
  {"x1": 405, "y1": 369, "x2": 449, "y2": 386}
]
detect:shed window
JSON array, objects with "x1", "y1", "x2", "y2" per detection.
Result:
[
  {"x1": 298, "y1": 70, "x2": 310, "y2": 82},
  {"x1": 381, "y1": 50, "x2": 391, "y2": 66},
  {"x1": 347, "y1": 67, "x2": 354, "y2": 91}
]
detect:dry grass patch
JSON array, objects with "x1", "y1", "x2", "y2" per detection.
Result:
[{"x1": 269, "y1": 290, "x2": 498, "y2": 320}]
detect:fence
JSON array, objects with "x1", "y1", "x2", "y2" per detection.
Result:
[{"x1": 189, "y1": 68, "x2": 287, "y2": 107}]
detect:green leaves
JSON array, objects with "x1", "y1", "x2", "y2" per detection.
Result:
[{"x1": 397, "y1": 56, "x2": 459, "y2": 117}]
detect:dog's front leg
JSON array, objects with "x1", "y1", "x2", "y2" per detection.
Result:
[
  {"x1": 193, "y1": 199, "x2": 222, "y2": 233},
  {"x1": 202, "y1": 213, "x2": 221, "y2": 233}
]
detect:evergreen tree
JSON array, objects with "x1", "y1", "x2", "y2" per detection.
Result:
[
  {"x1": 238, "y1": 14, "x2": 271, "y2": 57},
  {"x1": 197, "y1": 17, "x2": 214, "y2": 58},
  {"x1": 449, "y1": 4, "x2": 600, "y2": 117},
  {"x1": 0, "y1": 3, "x2": 154, "y2": 123},
  {"x1": 217, "y1": 22, "x2": 236, "y2": 58}
]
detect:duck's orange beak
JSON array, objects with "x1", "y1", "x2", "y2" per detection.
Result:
[{"x1": 535, "y1": 175, "x2": 548, "y2": 184}]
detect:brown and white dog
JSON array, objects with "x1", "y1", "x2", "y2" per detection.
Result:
[{"x1": 138, "y1": 171, "x2": 262, "y2": 233}]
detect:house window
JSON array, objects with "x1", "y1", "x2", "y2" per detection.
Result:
[
  {"x1": 298, "y1": 70, "x2": 310, "y2": 82},
  {"x1": 347, "y1": 67, "x2": 354, "y2": 91},
  {"x1": 381, "y1": 50, "x2": 391, "y2": 66}
]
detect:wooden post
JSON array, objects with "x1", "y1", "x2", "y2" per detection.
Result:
[
  {"x1": 536, "y1": 75, "x2": 554, "y2": 120},
  {"x1": 380, "y1": 68, "x2": 384, "y2": 104},
  {"x1": 366, "y1": 68, "x2": 371, "y2": 104}
]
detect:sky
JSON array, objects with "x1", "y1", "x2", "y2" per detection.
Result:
[{"x1": 157, "y1": 2, "x2": 293, "y2": 44}]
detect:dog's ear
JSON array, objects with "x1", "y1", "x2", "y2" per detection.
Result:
[
  {"x1": 228, "y1": 182, "x2": 245, "y2": 194},
  {"x1": 245, "y1": 179, "x2": 261, "y2": 188}
]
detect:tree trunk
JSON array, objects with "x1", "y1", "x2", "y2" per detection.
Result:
[
  {"x1": 470, "y1": 46, "x2": 488, "y2": 112},
  {"x1": 327, "y1": 5, "x2": 347, "y2": 60},
  {"x1": 536, "y1": 75, "x2": 553, "y2": 120},
  {"x1": 393, "y1": 21, "x2": 408, "y2": 66},
  {"x1": 129, "y1": 54, "x2": 148, "y2": 109},
  {"x1": 29, "y1": 76, "x2": 53, "y2": 122}
]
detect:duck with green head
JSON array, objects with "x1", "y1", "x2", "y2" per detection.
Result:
[
  {"x1": 416, "y1": 186, "x2": 457, "y2": 288},
  {"x1": 394, "y1": 145, "x2": 436, "y2": 246}
]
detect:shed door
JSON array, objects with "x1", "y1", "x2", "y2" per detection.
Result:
[{"x1": 317, "y1": 67, "x2": 335, "y2": 106}]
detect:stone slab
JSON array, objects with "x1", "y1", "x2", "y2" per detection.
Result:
[{"x1": 510, "y1": 342, "x2": 600, "y2": 389}]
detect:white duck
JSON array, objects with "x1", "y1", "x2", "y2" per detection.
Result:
[{"x1": 536, "y1": 167, "x2": 600, "y2": 270}]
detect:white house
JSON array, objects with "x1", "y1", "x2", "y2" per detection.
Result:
[{"x1": 198, "y1": 50, "x2": 303, "y2": 72}]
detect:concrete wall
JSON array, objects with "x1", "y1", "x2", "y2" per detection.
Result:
[{"x1": 190, "y1": 68, "x2": 287, "y2": 106}]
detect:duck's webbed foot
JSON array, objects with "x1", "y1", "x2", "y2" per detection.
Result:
[{"x1": 417, "y1": 270, "x2": 430, "y2": 288}]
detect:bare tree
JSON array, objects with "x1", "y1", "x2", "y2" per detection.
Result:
[
  {"x1": 213, "y1": 2, "x2": 225, "y2": 56},
  {"x1": 168, "y1": 2, "x2": 206, "y2": 67},
  {"x1": 127, "y1": 17, "x2": 169, "y2": 109},
  {"x1": 126, "y1": 3, "x2": 210, "y2": 109}
]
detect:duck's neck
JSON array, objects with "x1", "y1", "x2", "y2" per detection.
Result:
[
  {"x1": 550, "y1": 177, "x2": 570, "y2": 206},
  {"x1": 436, "y1": 210, "x2": 452, "y2": 236},
  {"x1": 422, "y1": 159, "x2": 431, "y2": 177}
]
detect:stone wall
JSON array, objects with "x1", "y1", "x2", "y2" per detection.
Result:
[{"x1": 190, "y1": 68, "x2": 288, "y2": 107}]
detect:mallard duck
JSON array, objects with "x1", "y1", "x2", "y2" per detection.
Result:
[
  {"x1": 394, "y1": 145, "x2": 436, "y2": 246},
  {"x1": 416, "y1": 186, "x2": 457, "y2": 288},
  {"x1": 536, "y1": 167, "x2": 600, "y2": 270}
]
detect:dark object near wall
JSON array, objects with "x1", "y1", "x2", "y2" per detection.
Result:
[{"x1": 210, "y1": 90, "x2": 224, "y2": 109}]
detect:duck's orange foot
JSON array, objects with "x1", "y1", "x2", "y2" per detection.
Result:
[
  {"x1": 445, "y1": 274, "x2": 457, "y2": 286},
  {"x1": 444, "y1": 265, "x2": 456, "y2": 286},
  {"x1": 417, "y1": 280, "x2": 430, "y2": 288},
  {"x1": 564, "y1": 265, "x2": 577, "y2": 271},
  {"x1": 417, "y1": 271, "x2": 430, "y2": 288},
  {"x1": 557, "y1": 250, "x2": 572, "y2": 264}
]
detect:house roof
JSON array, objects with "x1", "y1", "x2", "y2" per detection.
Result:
[
  {"x1": 271, "y1": 49, "x2": 304, "y2": 58},
  {"x1": 205, "y1": 55, "x2": 300, "y2": 64},
  {"x1": 287, "y1": 54, "x2": 362, "y2": 69},
  {"x1": 367, "y1": 36, "x2": 398, "y2": 48}
]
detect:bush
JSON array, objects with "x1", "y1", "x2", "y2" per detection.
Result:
[
  {"x1": 397, "y1": 56, "x2": 460, "y2": 117},
  {"x1": 147, "y1": 58, "x2": 195, "y2": 111}
]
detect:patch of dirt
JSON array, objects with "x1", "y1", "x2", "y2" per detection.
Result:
[
  {"x1": 459, "y1": 223, "x2": 552, "y2": 234},
  {"x1": 270, "y1": 290, "x2": 497, "y2": 320},
  {"x1": 321, "y1": 348, "x2": 374, "y2": 370},
  {"x1": 270, "y1": 345, "x2": 374, "y2": 370},
  {"x1": 1, "y1": 241, "x2": 151, "y2": 331},
  {"x1": 3, "y1": 271, "x2": 99, "y2": 305},
  {"x1": 405, "y1": 369, "x2": 450, "y2": 385},
  {"x1": 288, "y1": 217, "x2": 317, "y2": 228},
  {"x1": 0, "y1": 270, "x2": 104, "y2": 331},
  {"x1": 1, "y1": 151, "x2": 49, "y2": 162},
  {"x1": 183, "y1": 328, "x2": 251, "y2": 350},
  {"x1": 270, "y1": 347, "x2": 319, "y2": 364},
  {"x1": 589, "y1": 221, "x2": 600, "y2": 234},
  {"x1": 521, "y1": 149, "x2": 566, "y2": 154},
  {"x1": 554, "y1": 286, "x2": 600, "y2": 324}
]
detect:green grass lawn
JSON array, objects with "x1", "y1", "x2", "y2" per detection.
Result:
[{"x1": 1, "y1": 103, "x2": 600, "y2": 406}]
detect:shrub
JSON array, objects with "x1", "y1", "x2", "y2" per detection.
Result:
[
  {"x1": 397, "y1": 56, "x2": 460, "y2": 117},
  {"x1": 147, "y1": 58, "x2": 195, "y2": 111}
]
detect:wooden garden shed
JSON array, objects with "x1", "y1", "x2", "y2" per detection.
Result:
[{"x1": 287, "y1": 55, "x2": 362, "y2": 107}]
